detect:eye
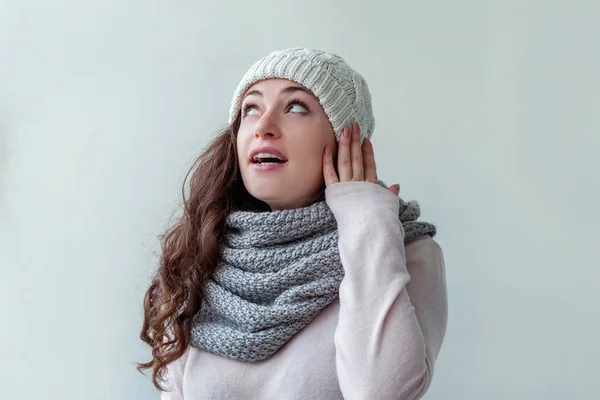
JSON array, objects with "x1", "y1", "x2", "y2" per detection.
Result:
[
  {"x1": 288, "y1": 100, "x2": 309, "y2": 114},
  {"x1": 242, "y1": 103, "x2": 258, "y2": 117}
]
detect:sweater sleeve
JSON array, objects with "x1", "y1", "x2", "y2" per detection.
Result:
[{"x1": 325, "y1": 181, "x2": 448, "y2": 400}]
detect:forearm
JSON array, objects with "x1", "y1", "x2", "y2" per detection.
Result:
[{"x1": 326, "y1": 181, "x2": 443, "y2": 400}]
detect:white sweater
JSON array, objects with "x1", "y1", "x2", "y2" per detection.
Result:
[{"x1": 160, "y1": 182, "x2": 448, "y2": 400}]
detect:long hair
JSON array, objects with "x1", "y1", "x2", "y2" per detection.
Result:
[{"x1": 136, "y1": 114, "x2": 268, "y2": 390}]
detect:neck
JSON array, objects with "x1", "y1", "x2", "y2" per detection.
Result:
[{"x1": 268, "y1": 187, "x2": 327, "y2": 211}]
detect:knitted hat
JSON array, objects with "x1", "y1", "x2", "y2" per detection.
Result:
[{"x1": 228, "y1": 47, "x2": 375, "y2": 142}]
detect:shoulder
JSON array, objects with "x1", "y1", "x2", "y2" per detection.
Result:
[
  {"x1": 406, "y1": 236, "x2": 442, "y2": 253},
  {"x1": 405, "y1": 236, "x2": 445, "y2": 272}
]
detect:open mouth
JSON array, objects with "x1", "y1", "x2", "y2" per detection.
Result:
[{"x1": 251, "y1": 154, "x2": 288, "y2": 165}]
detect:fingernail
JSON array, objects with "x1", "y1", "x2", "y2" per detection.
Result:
[{"x1": 325, "y1": 145, "x2": 330, "y2": 155}]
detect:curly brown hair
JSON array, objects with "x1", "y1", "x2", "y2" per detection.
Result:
[{"x1": 136, "y1": 114, "x2": 269, "y2": 390}]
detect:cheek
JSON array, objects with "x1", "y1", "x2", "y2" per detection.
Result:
[
  {"x1": 316, "y1": 117, "x2": 336, "y2": 147},
  {"x1": 321, "y1": 131, "x2": 337, "y2": 158},
  {"x1": 236, "y1": 129, "x2": 250, "y2": 157},
  {"x1": 235, "y1": 138, "x2": 250, "y2": 176}
]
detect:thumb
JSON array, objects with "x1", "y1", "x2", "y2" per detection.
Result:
[{"x1": 388, "y1": 184, "x2": 400, "y2": 196}]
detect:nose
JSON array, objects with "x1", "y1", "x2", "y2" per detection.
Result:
[{"x1": 253, "y1": 110, "x2": 281, "y2": 140}]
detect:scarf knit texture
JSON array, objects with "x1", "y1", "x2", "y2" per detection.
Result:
[{"x1": 190, "y1": 190, "x2": 436, "y2": 362}]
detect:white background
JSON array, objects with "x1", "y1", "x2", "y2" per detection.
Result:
[{"x1": 1, "y1": 0, "x2": 598, "y2": 399}]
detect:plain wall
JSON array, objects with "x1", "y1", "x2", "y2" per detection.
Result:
[{"x1": 1, "y1": 0, "x2": 598, "y2": 399}]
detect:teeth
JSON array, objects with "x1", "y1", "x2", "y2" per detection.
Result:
[{"x1": 253, "y1": 152, "x2": 286, "y2": 162}]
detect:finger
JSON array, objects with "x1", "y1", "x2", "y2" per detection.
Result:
[
  {"x1": 388, "y1": 184, "x2": 400, "y2": 196},
  {"x1": 362, "y1": 137, "x2": 378, "y2": 183},
  {"x1": 323, "y1": 145, "x2": 339, "y2": 187},
  {"x1": 350, "y1": 122, "x2": 364, "y2": 181},
  {"x1": 337, "y1": 126, "x2": 352, "y2": 182}
]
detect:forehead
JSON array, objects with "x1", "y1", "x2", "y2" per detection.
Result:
[
  {"x1": 242, "y1": 78, "x2": 319, "y2": 101},
  {"x1": 245, "y1": 78, "x2": 298, "y2": 93}
]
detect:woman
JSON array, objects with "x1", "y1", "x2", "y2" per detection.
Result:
[{"x1": 138, "y1": 47, "x2": 448, "y2": 400}]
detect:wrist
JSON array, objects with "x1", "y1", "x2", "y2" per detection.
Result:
[{"x1": 325, "y1": 181, "x2": 400, "y2": 218}]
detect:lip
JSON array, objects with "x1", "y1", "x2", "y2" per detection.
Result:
[
  {"x1": 250, "y1": 162, "x2": 287, "y2": 172},
  {"x1": 248, "y1": 146, "x2": 288, "y2": 163}
]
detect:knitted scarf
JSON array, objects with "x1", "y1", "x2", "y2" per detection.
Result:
[{"x1": 190, "y1": 190, "x2": 437, "y2": 362}]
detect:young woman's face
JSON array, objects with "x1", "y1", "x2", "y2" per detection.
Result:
[{"x1": 237, "y1": 78, "x2": 337, "y2": 210}]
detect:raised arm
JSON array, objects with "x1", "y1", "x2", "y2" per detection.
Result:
[{"x1": 326, "y1": 181, "x2": 447, "y2": 400}]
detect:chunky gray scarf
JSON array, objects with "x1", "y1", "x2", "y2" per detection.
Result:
[{"x1": 190, "y1": 189, "x2": 436, "y2": 362}]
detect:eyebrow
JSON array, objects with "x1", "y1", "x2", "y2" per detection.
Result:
[{"x1": 243, "y1": 85, "x2": 314, "y2": 99}]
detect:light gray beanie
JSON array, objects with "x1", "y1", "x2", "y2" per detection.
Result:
[{"x1": 228, "y1": 47, "x2": 375, "y2": 142}]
